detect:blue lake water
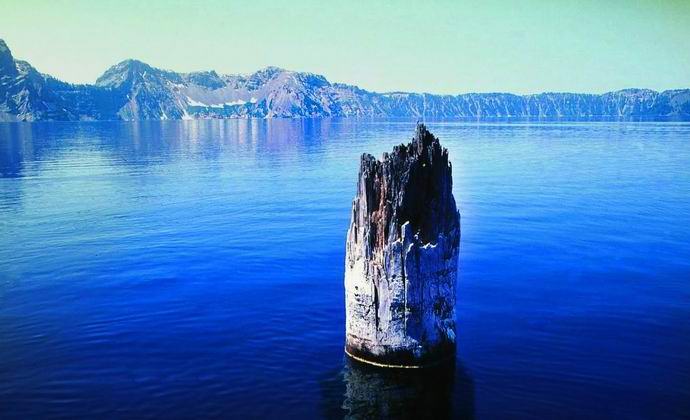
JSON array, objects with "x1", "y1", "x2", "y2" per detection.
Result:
[{"x1": 1, "y1": 119, "x2": 689, "y2": 419}]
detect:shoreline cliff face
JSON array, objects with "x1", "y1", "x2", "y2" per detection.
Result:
[
  {"x1": 344, "y1": 124, "x2": 461, "y2": 367},
  {"x1": 1, "y1": 39, "x2": 690, "y2": 121}
]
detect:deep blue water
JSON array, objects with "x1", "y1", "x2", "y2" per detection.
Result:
[{"x1": 1, "y1": 119, "x2": 689, "y2": 419}]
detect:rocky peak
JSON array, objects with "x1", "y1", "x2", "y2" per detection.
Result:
[
  {"x1": 245, "y1": 66, "x2": 286, "y2": 90},
  {"x1": 0, "y1": 39, "x2": 18, "y2": 77},
  {"x1": 256, "y1": 66, "x2": 286, "y2": 77},
  {"x1": 95, "y1": 59, "x2": 166, "y2": 89},
  {"x1": 184, "y1": 70, "x2": 225, "y2": 89},
  {"x1": 96, "y1": 59, "x2": 145, "y2": 86}
]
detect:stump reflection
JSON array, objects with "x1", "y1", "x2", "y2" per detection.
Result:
[{"x1": 333, "y1": 357, "x2": 474, "y2": 419}]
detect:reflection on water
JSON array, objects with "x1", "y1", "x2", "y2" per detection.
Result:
[{"x1": 321, "y1": 357, "x2": 474, "y2": 419}]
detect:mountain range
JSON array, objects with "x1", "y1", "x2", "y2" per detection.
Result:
[{"x1": 1, "y1": 39, "x2": 689, "y2": 121}]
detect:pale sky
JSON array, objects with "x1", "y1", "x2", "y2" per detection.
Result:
[{"x1": 1, "y1": 0, "x2": 689, "y2": 94}]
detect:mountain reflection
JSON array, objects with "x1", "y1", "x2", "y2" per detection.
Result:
[{"x1": 322, "y1": 357, "x2": 474, "y2": 419}]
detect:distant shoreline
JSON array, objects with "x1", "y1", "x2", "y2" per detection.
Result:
[{"x1": 2, "y1": 39, "x2": 689, "y2": 122}]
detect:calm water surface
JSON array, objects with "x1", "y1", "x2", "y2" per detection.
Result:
[{"x1": 1, "y1": 119, "x2": 689, "y2": 419}]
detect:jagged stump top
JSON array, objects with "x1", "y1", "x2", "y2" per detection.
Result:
[{"x1": 356, "y1": 123, "x2": 459, "y2": 254}]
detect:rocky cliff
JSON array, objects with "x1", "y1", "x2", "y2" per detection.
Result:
[
  {"x1": 1, "y1": 39, "x2": 689, "y2": 121},
  {"x1": 344, "y1": 124, "x2": 461, "y2": 367}
]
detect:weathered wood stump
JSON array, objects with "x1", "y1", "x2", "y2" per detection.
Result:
[{"x1": 344, "y1": 123, "x2": 461, "y2": 368}]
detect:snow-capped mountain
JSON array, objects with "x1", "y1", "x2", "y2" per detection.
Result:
[{"x1": 1, "y1": 39, "x2": 689, "y2": 121}]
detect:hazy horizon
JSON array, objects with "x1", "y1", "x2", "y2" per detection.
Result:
[{"x1": 1, "y1": 0, "x2": 690, "y2": 95}]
